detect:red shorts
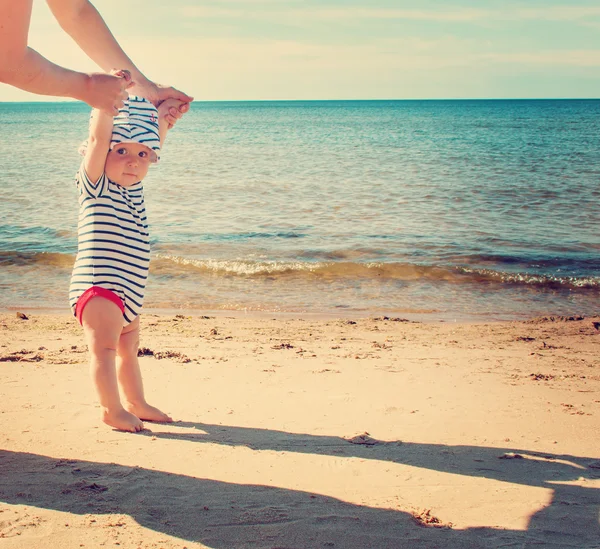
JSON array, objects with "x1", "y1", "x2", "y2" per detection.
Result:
[{"x1": 75, "y1": 286, "x2": 125, "y2": 325}]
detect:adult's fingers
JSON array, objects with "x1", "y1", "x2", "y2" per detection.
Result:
[
  {"x1": 113, "y1": 70, "x2": 134, "y2": 93},
  {"x1": 86, "y1": 72, "x2": 134, "y2": 115},
  {"x1": 170, "y1": 87, "x2": 193, "y2": 103},
  {"x1": 113, "y1": 90, "x2": 128, "y2": 113},
  {"x1": 157, "y1": 86, "x2": 194, "y2": 104},
  {"x1": 113, "y1": 69, "x2": 132, "y2": 82},
  {"x1": 107, "y1": 70, "x2": 132, "y2": 114}
]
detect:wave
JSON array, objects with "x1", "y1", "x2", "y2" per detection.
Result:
[
  {"x1": 0, "y1": 251, "x2": 74, "y2": 268},
  {"x1": 195, "y1": 231, "x2": 308, "y2": 241},
  {"x1": 152, "y1": 254, "x2": 600, "y2": 291},
  {"x1": 2, "y1": 250, "x2": 598, "y2": 291}
]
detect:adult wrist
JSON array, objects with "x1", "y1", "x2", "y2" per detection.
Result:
[{"x1": 71, "y1": 72, "x2": 93, "y2": 103}]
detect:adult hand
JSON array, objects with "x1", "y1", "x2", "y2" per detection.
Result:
[
  {"x1": 157, "y1": 99, "x2": 191, "y2": 130},
  {"x1": 163, "y1": 101, "x2": 191, "y2": 129},
  {"x1": 131, "y1": 80, "x2": 193, "y2": 127},
  {"x1": 153, "y1": 84, "x2": 193, "y2": 106},
  {"x1": 84, "y1": 70, "x2": 134, "y2": 115}
]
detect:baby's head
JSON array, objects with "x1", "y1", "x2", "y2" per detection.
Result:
[
  {"x1": 81, "y1": 96, "x2": 161, "y2": 186},
  {"x1": 105, "y1": 141, "x2": 153, "y2": 186}
]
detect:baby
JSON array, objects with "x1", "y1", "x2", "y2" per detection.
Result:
[{"x1": 69, "y1": 70, "x2": 187, "y2": 432}]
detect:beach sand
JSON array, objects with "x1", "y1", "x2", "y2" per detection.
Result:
[{"x1": 1, "y1": 311, "x2": 599, "y2": 548}]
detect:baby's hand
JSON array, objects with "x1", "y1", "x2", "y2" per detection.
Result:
[{"x1": 158, "y1": 98, "x2": 190, "y2": 129}]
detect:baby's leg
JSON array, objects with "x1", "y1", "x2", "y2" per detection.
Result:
[
  {"x1": 117, "y1": 317, "x2": 173, "y2": 423},
  {"x1": 82, "y1": 297, "x2": 144, "y2": 432}
]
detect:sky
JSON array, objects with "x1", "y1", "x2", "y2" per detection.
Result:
[{"x1": 2, "y1": 0, "x2": 600, "y2": 101}]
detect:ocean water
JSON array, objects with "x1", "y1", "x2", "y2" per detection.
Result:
[{"x1": 1, "y1": 99, "x2": 599, "y2": 321}]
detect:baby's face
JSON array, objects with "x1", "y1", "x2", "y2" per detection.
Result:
[{"x1": 105, "y1": 143, "x2": 152, "y2": 186}]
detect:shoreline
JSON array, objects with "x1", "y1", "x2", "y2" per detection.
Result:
[{"x1": 0, "y1": 305, "x2": 586, "y2": 324}]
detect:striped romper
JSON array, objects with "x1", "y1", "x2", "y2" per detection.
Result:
[{"x1": 69, "y1": 165, "x2": 150, "y2": 326}]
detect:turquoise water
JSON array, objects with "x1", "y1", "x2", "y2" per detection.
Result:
[{"x1": 1, "y1": 99, "x2": 599, "y2": 320}]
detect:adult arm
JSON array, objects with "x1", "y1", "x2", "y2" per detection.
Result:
[
  {"x1": 47, "y1": 0, "x2": 193, "y2": 108},
  {"x1": 0, "y1": 0, "x2": 130, "y2": 113}
]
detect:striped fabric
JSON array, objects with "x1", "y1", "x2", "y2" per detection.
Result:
[
  {"x1": 111, "y1": 96, "x2": 161, "y2": 162},
  {"x1": 78, "y1": 96, "x2": 161, "y2": 162},
  {"x1": 69, "y1": 164, "x2": 150, "y2": 326}
]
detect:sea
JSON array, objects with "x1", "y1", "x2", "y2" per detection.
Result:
[{"x1": 1, "y1": 99, "x2": 599, "y2": 321}]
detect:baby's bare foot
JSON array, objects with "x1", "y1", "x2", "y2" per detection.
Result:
[
  {"x1": 126, "y1": 402, "x2": 172, "y2": 423},
  {"x1": 102, "y1": 408, "x2": 144, "y2": 432}
]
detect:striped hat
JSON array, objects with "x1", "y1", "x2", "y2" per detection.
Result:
[{"x1": 79, "y1": 96, "x2": 161, "y2": 163}]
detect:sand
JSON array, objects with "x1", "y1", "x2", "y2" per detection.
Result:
[{"x1": 1, "y1": 311, "x2": 599, "y2": 548}]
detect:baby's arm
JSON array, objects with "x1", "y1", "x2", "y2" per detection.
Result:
[
  {"x1": 83, "y1": 107, "x2": 113, "y2": 183},
  {"x1": 83, "y1": 70, "x2": 132, "y2": 181},
  {"x1": 157, "y1": 98, "x2": 187, "y2": 146}
]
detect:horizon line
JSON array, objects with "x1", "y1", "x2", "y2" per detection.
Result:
[{"x1": 1, "y1": 97, "x2": 599, "y2": 104}]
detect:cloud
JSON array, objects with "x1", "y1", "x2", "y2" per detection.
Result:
[
  {"x1": 179, "y1": 5, "x2": 488, "y2": 21},
  {"x1": 121, "y1": 35, "x2": 472, "y2": 73},
  {"x1": 120, "y1": 33, "x2": 600, "y2": 75},
  {"x1": 480, "y1": 50, "x2": 600, "y2": 67},
  {"x1": 180, "y1": 5, "x2": 600, "y2": 24},
  {"x1": 292, "y1": 8, "x2": 490, "y2": 22},
  {"x1": 298, "y1": 6, "x2": 600, "y2": 23},
  {"x1": 6, "y1": 1, "x2": 599, "y2": 102},
  {"x1": 179, "y1": 6, "x2": 246, "y2": 18},
  {"x1": 515, "y1": 6, "x2": 600, "y2": 21}
]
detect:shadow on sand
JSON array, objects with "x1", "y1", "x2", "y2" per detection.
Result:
[{"x1": 1, "y1": 423, "x2": 598, "y2": 548}]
